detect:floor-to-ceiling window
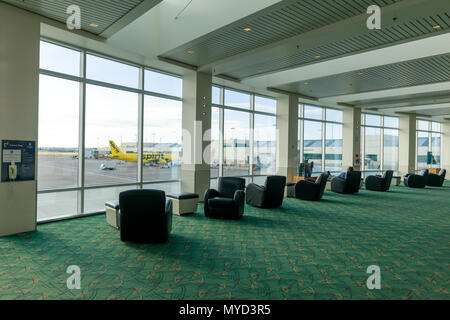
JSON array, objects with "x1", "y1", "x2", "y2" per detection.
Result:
[
  {"x1": 298, "y1": 104, "x2": 343, "y2": 175},
  {"x1": 361, "y1": 114, "x2": 399, "y2": 177},
  {"x1": 211, "y1": 87, "x2": 277, "y2": 186},
  {"x1": 416, "y1": 120, "x2": 441, "y2": 170},
  {"x1": 37, "y1": 40, "x2": 183, "y2": 221}
]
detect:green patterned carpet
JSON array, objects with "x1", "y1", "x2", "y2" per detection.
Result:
[{"x1": 1, "y1": 183, "x2": 449, "y2": 300}]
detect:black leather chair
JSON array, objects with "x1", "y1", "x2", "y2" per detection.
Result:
[
  {"x1": 427, "y1": 169, "x2": 446, "y2": 187},
  {"x1": 204, "y1": 177, "x2": 245, "y2": 219},
  {"x1": 365, "y1": 170, "x2": 394, "y2": 192},
  {"x1": 331, "y1": 171, "x2": 362, "y2": 194},
  {"x1": 119, "y1": 190, "x2": 172, "y2": 243},
  {"x1": 295, "y1": 173, "x2": 328, "y2": 201},
  {"x1": 404, "y1": 169, "x2": 428, "y2": 188},
  {"x1": 246, "y1": 176, "x2": 286, "y2": 208}
]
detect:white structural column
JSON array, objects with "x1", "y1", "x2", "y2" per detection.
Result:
[
  {"x1": 342, "y1": 108, "x2": 362, "y2": 171},
  {"x1": 398, "y1": 114, "x2": 417, "y2": 176},
  {"x1": 442, "y1": 121, "x2": 450, "y2": 178},
  {"x1": 276, "y1": 94, "x2": 299, "y2": 182},
  {"x1": 181, "y1": 71, "x2": 212, "y2": 197},
  {"x1": 0, "y1": 5, "x2": 40, "y2": 236}
]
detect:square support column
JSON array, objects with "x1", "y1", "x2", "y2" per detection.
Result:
[
  {"x1": 398, "y1": 114, "x2": 417, "y2": 176},
  {"x1": 442, "y1": 121, "x2": 450, "y2": 178},
  {"x1": 342, "y1": 108, "x2": 362, "y2": 171},
  {"x1": 276, "y1": 94, "x2": 299, "y2": 182},
  {"x1": 0, "y1": 5, "x2": 40, "y2": 236},
  {"x1": 181, "y1": 71, "x2": 212, "y2": 197}
]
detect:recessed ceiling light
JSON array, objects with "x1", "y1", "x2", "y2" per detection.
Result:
[
  {"x1": 433, "y1": 25, "x2": 441, "y2": 29},
  {"x1": 187, "y1": 50, "x2": 195, "y2": 54},
  {"x1": 90, "y1": 23, "x2": 99, "y2": 28},
  {"x1": 243, "y1": 27, "x2": 252, "y2": 32}
]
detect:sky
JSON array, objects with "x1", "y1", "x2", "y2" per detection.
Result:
[{"x1": 39, "y1": 41, "x2": 278, "y2": 151}]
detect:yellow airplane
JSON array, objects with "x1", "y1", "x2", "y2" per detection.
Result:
[{"x1": 107, "y1": 140, "x2": 172, "y2": 166}]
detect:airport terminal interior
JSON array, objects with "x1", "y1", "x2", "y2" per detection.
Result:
[{"x1": 0, "y1": 0, "x2": 449, "y2": 300}]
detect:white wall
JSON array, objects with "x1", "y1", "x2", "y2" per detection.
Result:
[{"x1": 0, "y1": 4, "x2": 41, "y2": 236}]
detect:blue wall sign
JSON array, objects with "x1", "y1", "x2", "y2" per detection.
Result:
[{"x1": 1, "y1": 140, "x2": 36, "y2": 182}]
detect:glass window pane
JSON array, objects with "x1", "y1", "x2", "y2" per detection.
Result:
[
  {"x1": 417, "y1": 120, "x2": 429, "y2": 131},
  {"x1": 210, "y1": 107, "x2": 220, "y2": 178},
  {"x1": 417, "y1": 131, "x2": 429, "y2": 169},
  {"x1": 142, "y1": 181, "x2": 181, "y2": 194},
  {"x1": 432, "y1": 122, "x2": 441, "y2": 132},
  {"x1": 255, "y1": 96, "x2": 277, "y2": 114},
  {"x1": 304, "y1": 105, "x2": 323, "y2": 120},
  {"x1": 38, "y1": 75, "x2": 79, "y2": 190},
  {"x1": 303, "y1": 121, "x2": 323, "y2": 173},
  {"x1": 298, "y1": 119, "x2": 302, "y2": 166},
  {"x1": 84, "y1": 84, "x2": 139, "y2": 186},
  {"x1": 223, "y1": 110, "x2": 250, "y2": 176},
  {"x1": 86, "y1": 54, "x2": 139, "y2": 88},
  {"x1": 431, "y1": 133, "x2": 441, "y2": 168},
  {"x1": 384, "y1": 129, "x2": 399, "y2": 171},
  {"x1": 254, "y1": 115, "x2": 276, "y2": 175},
  {"x1": 326, "y1": 109, "x2": 343, "y2": 122},
  {"x1": 365, "y1": 114, "x2": 381, "y2": 127},
  {"x1": 212, "y1": 86, "x2": 221, "y2": 105},
  {"x1": 384, "y1": 116, "x2": 399, "y2": 128},
  {"x1": 37, "y1": 191, "x2": 78, "y2": 221},
  {"x1": 143, "y1": 96, "x2": 182, "y2": 182},
  {"x1": 39, "y1": 41, "x2": 81, "y2": 76},
  {"x1": 253, "y1": 176, "x2": 268, "y2": 185},
  {"x1": 84, "y1": 186, "x2": 138, "y2": 213},
  {"x1": 325, "y1": 123, "x2": 342, "y2": 173},
  {"x1": 364, "y1": 127, "x2": 381, "y2": 171},
  {"x1": 224, "y1": 89, "x2": 250, "y2": 110},
  {"x1": 144, "y1": 70, "x2": 182, "y2": 97}
]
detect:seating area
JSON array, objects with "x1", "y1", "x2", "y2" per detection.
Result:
[
  {"x1": 106, "y1": 169, "x2": 446, "y2": 246},
  {"x1": 1, "y1": 0, "x2": 449, "y2": 304}
]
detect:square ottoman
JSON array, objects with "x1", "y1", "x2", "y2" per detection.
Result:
[
  {"x1": 167, "y1": 192, "x2": 199, "y2": 216},
  {"x1": 285, "y1": 182, "x2": 296, "y2": 198},
  {"x1": 105, "y1": 200, "x2": 120, "y2": 229},
  {"x1": 391, "y1": 176, "x2": 401, "y2": 187}
]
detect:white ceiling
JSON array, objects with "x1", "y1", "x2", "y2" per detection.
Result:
[{"x1": 28, "y1": 0, "x2": 450, "y2": 120}]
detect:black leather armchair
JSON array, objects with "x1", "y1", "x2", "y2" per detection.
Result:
[
  {"x1": 365, "y1": 170, "x2": 394, "y2": 192},
  {"x1": 295, "y1": 173, "x2": 328, "y2": 201},
  {"x1": 404, "y1": 169, "x2": 428, "y2": 188},
  {"x1": 331, "y1": 171, "x2": 362, "y2": 194},
  {"x1": 119, "y1": 190, "x2": 172, "y2": 243},
  {"x1": 204, "y1": 177, "x2": 245, "y2": 219},
  {"x1": 246, "y1": 176, "x2": 286, "y2": 208},
  {"x1": 427, "y1": 169, "x2": 446, "y2": 187}
]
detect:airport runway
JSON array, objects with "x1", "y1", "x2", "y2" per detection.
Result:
[{"x1": 37, "y1": 157, "x2": 181, "y2": 190}]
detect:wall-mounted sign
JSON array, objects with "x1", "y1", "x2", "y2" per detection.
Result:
[{"x1": 1, "y1": 140, "x2": 36, "y2": 182}]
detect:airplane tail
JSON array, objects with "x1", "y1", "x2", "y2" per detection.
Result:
[{"x1": 109, "y1": 140, "x2": 124, "y2": 156}]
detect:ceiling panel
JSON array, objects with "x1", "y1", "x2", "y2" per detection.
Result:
[
  {"x1": 161, "y1": 0, "x2": 402, "y2": 68},
  {"x1": 276, "y1": 54, "x2": 450, "y2": 98},
  {"x1": 348, "y1": 90, "x2": 450, "y2": 106},
  {"x1": 226, "y1": 12, "x2": 450, "y2": 79},
  {"x1": 415, "y1": 107, "x2": 450, "y2": 116},
  {"x1": 1, "y1": 0, "x2": 148, "y2": 35}
]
